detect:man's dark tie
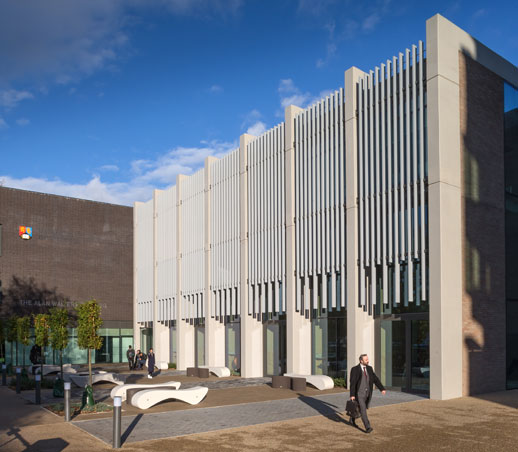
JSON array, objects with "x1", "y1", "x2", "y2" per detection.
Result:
[{"x1": 363, "y1": 368, "x2": 367, "y2": 378}]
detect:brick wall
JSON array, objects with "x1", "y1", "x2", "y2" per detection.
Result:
[
  {"x1": 459, "y1": 53, "x2": 506, "y2": 395},
  {"x1": 0, "y1": 187, "x2": 133, "y2": 324}
]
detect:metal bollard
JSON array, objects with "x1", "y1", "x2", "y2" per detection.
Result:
[
  {"x1": 64, "y1": 382, "x2": 71, "y2": 422},
  {"x1": 1, "y1": 364, "x2": 6, "y2": 386},
  {"x1": 113, "y1": 396, "x2": 122, "y2": 449},
  {"x1": 35, "y1": 374, "x2": 41, "y2": 405},
  {"x1": 16, "y1": 368, "x2": 21, "y2": 394}
]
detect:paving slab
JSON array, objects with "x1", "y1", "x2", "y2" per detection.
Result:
[{"x1": 73, "y1": 390, "x2": 423, "y2": 445}]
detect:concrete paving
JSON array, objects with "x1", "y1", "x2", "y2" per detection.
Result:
[{"x1": 72, "y1": 390, "x2": 423, "y2": 444}]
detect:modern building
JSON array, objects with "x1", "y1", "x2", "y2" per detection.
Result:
[
  {"x1": 0, "y1": 186, "x2": 133, "y2": 365},
  {"x1": 133, "y1": 14, "x2": 518, "y2": 399}
]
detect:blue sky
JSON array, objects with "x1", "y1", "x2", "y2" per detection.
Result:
[{"x1": 1, "y1": 0, "x2": 517, "y2": 206}]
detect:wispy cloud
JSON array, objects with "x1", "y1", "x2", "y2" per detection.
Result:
[
  {"x1": 0, "y1": 89, "x2": 34, "y2": 109},
  {"x1": 100, "y1": 164, "x2": 119, "y2": 172},
  {"x1": 0, "y1": 118, "x2": 7, "y2": 129},
  {"x1": 246, "y1": 121, "x2": 267, "y2": 136},
  {"x1": 209, "y1": 84, "x2": 223, "y2": 93},
  {"x1": 0, "y1": 139, "x2": 237, "y2": 205},
  {"x1": 278, "y1": 79, "x2": 333, "y2": 112},
  {"x1": 16, "y1": 118, "x2": 30, "y2": 126},
  {"x1": 0, "y1": 1, "x2": 243, "y2": 87}
]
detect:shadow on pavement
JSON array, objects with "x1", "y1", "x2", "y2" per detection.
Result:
[
  {"x1": 122, "y1": 413, "x2": 144, "y2": 445},
  {"x1": 473, "y1": 389, "x2": 518, "y2": 409},
  {"x1": 296, "y1": 394, "x2": 349, "y2": 425},
  {"x1": 3, "y1": 425, "x2": 69, "y2": 452}
]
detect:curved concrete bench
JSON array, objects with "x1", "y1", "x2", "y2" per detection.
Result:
[
  {"x1": 35, "y1": 364, "x2": 78, "y2": 376},
  {"x1": 284, "y1": 373, "x2": 334, "y2": 390},
  {"x1": 157, "y1": 362, "x2": 169, "y2": 370},
  {"x1": 69, "y1": 372, "x2": 125, "y2": 387},
  {"x1": 110, "y1": 381, "x2": 181, "y2": 401},
  {"x1": 198, "y1": 366, "x2": 231, "y2": 377},
  {"x1": 131, "y1": 386, "x2": 209, "y2": 410}
]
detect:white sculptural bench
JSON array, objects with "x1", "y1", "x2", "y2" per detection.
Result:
[
  {"x1": 110, "y1": 381, "x2": 181, "y2": 402},
  {"x1": 198, "y1": 366, "x2": 231, "y2": 378},
  {"x1": 130, "y1": 386, "x2": 209, "y2": 410},
  {"x1": 283, "y1": 373, "x2": 334, "y2": 390},
  {"x1": 69, "y1": 371, "x2": 125, "y2": 387}
]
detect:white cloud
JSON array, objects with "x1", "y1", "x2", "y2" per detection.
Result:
[
  {"x1": 209, "y1": 84, "x2": 223, "y2": 93},
  {"x1": 0, "y1": 1, "x2": 243, "y2": 86},
  {"x1": 0, "y1": 139, "x2": 237, "y2": 205},
  {"x1": 0, "y1": 118, "x2": 7, "y2": 129},
  {"x1": 100, "y1": 164, "x2": 119, "y2": 172},
  {"x1": 16, "y1": 118, "x2": 30, "y2": 126},
  {"x1": 246, "y1": 121, "x2": 267, "y2": 136},
  {"x1": 278, "y1": 79, "x2": 333, "y2": 111},
  {"x1": 0, "y1": 90, "x2": 34, "y2": 109},
  {"x1": 362, "y1": 12, "x2": 381, "y2": 31}
]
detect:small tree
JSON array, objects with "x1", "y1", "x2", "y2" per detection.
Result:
[
  {"x1": 33, "y1": 314, "x2": 50, "y2": 375},
  {"x1": 16, "y1": 316, "x2": 31, "y2": 369},
  {"x1": 77, "y1": 299, "x2": 103, "y2": 395},
  {"x1": 49, "y1": 308, "x2": 69, "y2": 381},
  {"x1": 6, "y1": 316, "x2": 18, "y2": 366}
]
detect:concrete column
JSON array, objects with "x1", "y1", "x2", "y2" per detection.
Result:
[
  {"x1": 284, "y1": 105, "x2": 312, "y2": 375},
  {"x1": 344, "y1": 67, "x2": 375, "y2": 375},
  {"x1": 426, "y1": 14, "x2": 464, "y2": 401},
  {"x1": 205, "y1": 156, "x2": 225, "y2": 367},
  {"x1": 176, "y1": 174, "x2": 194, "y2": 370},
  {"x1": 132, "y1": 202, "x2": 141, "y2": 352},
  {"x1": 152, "y1": 190, "x2": 170, "y2": 364},
  {"x1": 239, "y1": 133, "x2": 263, "y2": 377}
]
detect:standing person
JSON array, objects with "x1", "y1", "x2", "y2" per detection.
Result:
[
  {"x1": 349, "y1": 354, "x2": 386, "y2": 433},
  {"x1": 126, "y1": 345, "x2": 135, "y2": 370},
  {"x1": 147, "y1": 348, "x2": 155, "y2": 379}
]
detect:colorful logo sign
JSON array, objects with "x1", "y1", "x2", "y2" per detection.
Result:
[{"x1": 19, "y1": 226, "x2": 32, "y2": 240}]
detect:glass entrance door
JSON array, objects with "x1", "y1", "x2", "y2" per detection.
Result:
[
  {"x1": 263, "y1": 318, "x2": 286, "y2": 376},
  {"x1": 379, "y1": 317, "x2": 429, "y2": 393}
]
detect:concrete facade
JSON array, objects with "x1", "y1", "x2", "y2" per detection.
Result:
[{"x1": 134, "y1": 15, "x2": 518, "y2": 399}]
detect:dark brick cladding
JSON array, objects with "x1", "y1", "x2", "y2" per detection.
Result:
[
  {"x1": 0, "y1": 187, "x2": 133, "y2": 324},
  {"x1": 459, "y1": 53, "x2": 506, "y2": 395}
]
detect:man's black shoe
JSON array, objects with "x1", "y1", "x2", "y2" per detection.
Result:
[
  {"x1": 350, "y1": 418, "x2": 357, "y2": 427},
  {"x1": 366, "y1": 427, "x2": 373, "y2": 433}
]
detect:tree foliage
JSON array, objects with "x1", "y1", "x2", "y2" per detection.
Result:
[
  {"x1": 76, "y1": 299, "x2": 103, "y2": 351},
  {"x1": 49, "y1": 308, "x2": 69, "y2": 381},
  {"x1": 49, "y1": 308, "x2": 69, "y2": 352},
  {"x1": 16, "y1": 316, "x2": 31, "y2": 347},
  {"x1": 6, "y1": 316, "x2": 18, "y2": 343},
  {"x1": 33, "y1": 314, "x2": 50, "y2": 348},
  {"x1": 77, "y1": 299, "x2": 103, "y2": 393}
]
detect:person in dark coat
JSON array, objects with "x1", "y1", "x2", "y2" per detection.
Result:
[
  {"x1": 349, "y1": 354, "x2": 386, "y2": 433},
  {"x1": 147, "y1": 348, "x2": 155, "y2": 379},
  {"x1": 126, "y1": 345, "x2": 136, "y2": 370}
]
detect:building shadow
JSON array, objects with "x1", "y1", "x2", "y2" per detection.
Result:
[
  {"x1": 459, "y1": 45, "x2": 509, "y2": 401},
  {"x1": 296, "y1": 394, "x2": 348, "y2": 425}
]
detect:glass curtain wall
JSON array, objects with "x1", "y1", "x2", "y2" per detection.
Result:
[
  {"x1": 225, "y1": 320, "x2": 240, "y2": 374},
  {"x1": 3, "y1": 327, "x2": 134, "y2": 366},
  {"x1": 311, "y1": 273, "x2": 347, "y2": 380},
  {"x1": 504, "y1": 81, "x2": 518, "y2": 390}
]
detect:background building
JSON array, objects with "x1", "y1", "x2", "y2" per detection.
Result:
[
  {"x1": 0, "y1": 186, "x2": 133, "y2": 364},
  {"x1": 134, "y1": 14, "x2": 518, "y2": 399}
]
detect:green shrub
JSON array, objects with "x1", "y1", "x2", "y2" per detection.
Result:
[
  {"x1": 9, "y1": 375, "x2": 55, "y2": 390},
  {"x1": 333, "y1": 377, "x2": 347, "y2": 388},
  {"x1": 168, "y1": 362, "x2": 176, "y2": 369},
  {"x1": 46, "y1": 401, "x2": 113, "y2": 415}
]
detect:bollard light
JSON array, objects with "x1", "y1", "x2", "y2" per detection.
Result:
[
  {"x1": 113, "y1": 396, "x2": 122, "y2": 449},
  {"x1": 35, "y1": 374, "x2": 41, "y2": 405},
  {"x1": 64, "y1": 381, "x2": 71, "y2": 422}
]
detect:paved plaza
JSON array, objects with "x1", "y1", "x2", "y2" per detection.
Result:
[{"x1": 1, "y1": 381, "x2": 517, "y2": 451}]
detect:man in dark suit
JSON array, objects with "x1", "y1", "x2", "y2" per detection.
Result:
[{"x1": 349, "y1": 354, "x2": 386, "y2": 433}]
